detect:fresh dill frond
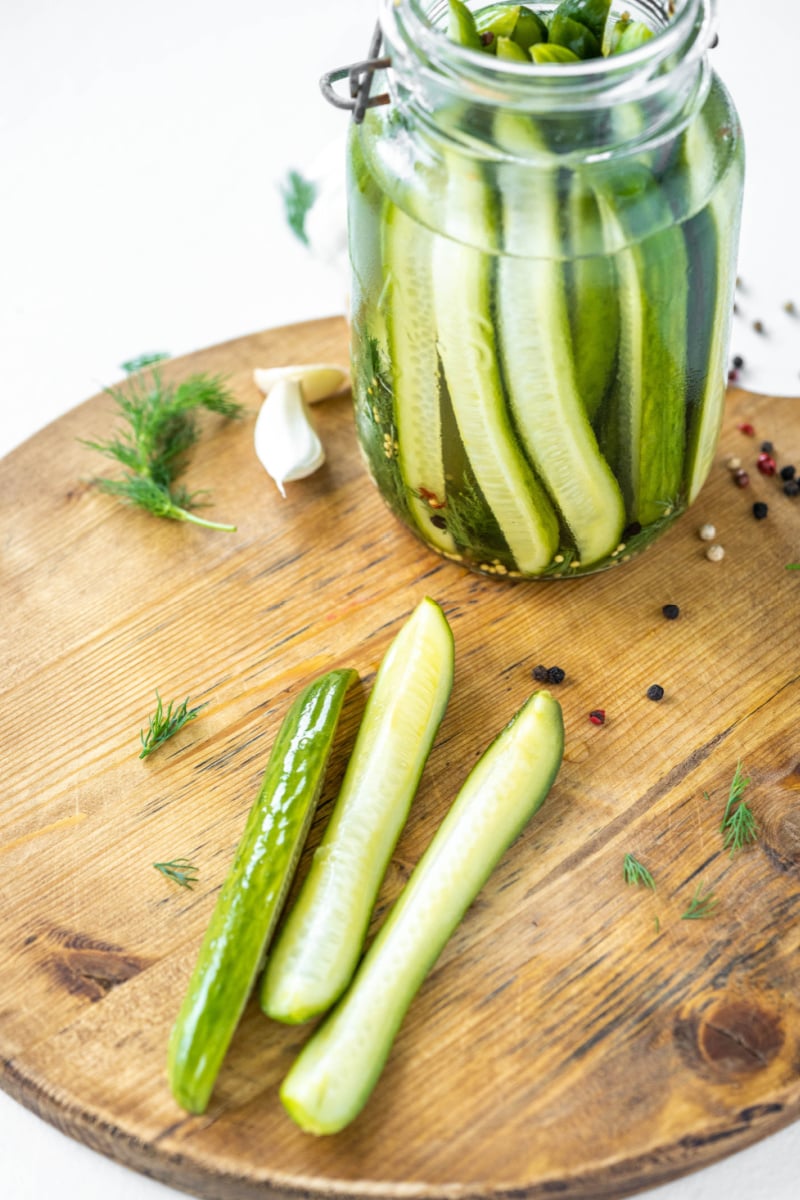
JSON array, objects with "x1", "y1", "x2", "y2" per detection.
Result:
[
  {"x1": 281, "y1": 169, "x2": 317, "y2": 245},
  {"x1": 153, "y1": 858, "x2": 199, "y2": 889},
  {"x1": 84, "y1": 370, "x2": 242, "y2": 529},
  {"x1": 681, "y1": 881, "x2": 718, "y2": 920},
  {"x1": 94, "y1": 474, "x2": 234, "y2": 531},
  {"x1": 786, "y1": 563, "x2": 800, "y2": 571},
  {"x1": 721, "y1": 759, "x2": 749, "y2": 823},
  {"x1": 121, "y1": 351, "x2": 171, "y2": 375},
  {"x1": 622, "y1": 853, "x2": 656, "y2": 890},
  {"x1": 723, "y1": 802, "x2": 759, "y2": 856},
  {"x1": 139, "y1": 691, "x2": 206, "y2": 759},
  {"x1": 719, "y1": 759, "x2": 758, "y2": 856}
]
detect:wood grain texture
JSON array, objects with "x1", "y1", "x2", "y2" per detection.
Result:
[{"x1": 1, "y1": 316, "x2": 799, "y2": 1200}]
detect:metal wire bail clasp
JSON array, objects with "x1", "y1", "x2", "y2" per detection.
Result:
[{"x1": 320, "y1": 22, "x2": 392, "y2": 124}]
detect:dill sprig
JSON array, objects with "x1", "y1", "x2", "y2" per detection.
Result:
[
  {"x1": 139, "y1": 691, "x2": 206, "y2": 759},
  {"x1": 281, "y1": 169, "x2": 317, "y2": 245},
  {"x1": 622, "y1": 853, "x2": 656, "y2": 890},
  {"x1": 786, "y1": 563, "x2": 800, "y2": 571},
  {"x1": 83, "y1": 369, "x2": 242, "y2": 530},
  {"x1": 121, "y1": 351, "x2": 171, "y2": 374},
  {"x1": 719, "y1": 760, "x2": 758, "y2": 856},
  {"x1": 153, "y1": 858, "x2": 199, "y2": 889},
  {"x1": 681, "y1": 881, "x2": 718, "y2": 920}
]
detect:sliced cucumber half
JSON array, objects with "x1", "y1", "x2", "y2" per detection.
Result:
[
  {"x1": 595, "y1": 161, "x2": 689, "y2": 526},
  {"x1": 261, "y1": 597, "x2": 454, "y2": 1024},
  {"x1": 383, "y1": 203, "x2": 458, "y2": 555},
  {"x1": 432, "y1": 165, "x2": 559, "y2": 574},
  {"x1": 280, "y1": 688, "x2": 564, "y2": 1135},
  {"x1": 496, "y1": 115, "x2": 625, "y2": 566}
]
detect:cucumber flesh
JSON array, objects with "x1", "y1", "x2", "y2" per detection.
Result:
[
  {"x1": 167, "y1": 668, "x2": 357, "y2": 1114},
  {"x1": 280, "y1": 689, "x2": 564, "y2": 1136},
  {"x1": 383, "y1": 204, "x2": 458, "y2": 555},
  {"x1": 432, "y1": 174, "x2": 559, "y2": 574},
  {"x1": 261, "y1": 597, "x2": 454, "y2": 1024},
  {"x1": 496, "y1": 116, "x2": 625, "y2": 565}
]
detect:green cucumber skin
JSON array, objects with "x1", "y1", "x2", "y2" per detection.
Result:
[
  {"x1": 280, "y1": 690, "x2": 564, "y2": 1136},
  {"x1": 167, "y1": 668, "x2": 357, "y2": 1114},
  {"x1": 261, "y1": 598, "x2": 454, "y2": 1025},
  {"x1": 548, "y1": 13, "x2": 601, "y2": 60},
  {"x1": 684, "y1": 161, "x2": 742, "y2": 501},
  {"x1": 566, "y1": 182, "x2": 620, "y2": 426},
  {"x1": 596, "y1": 165, "x2": 689, "y2": 526},
  {"x1": 552, "y1": 0, "x2": 611, "y2": 42},
  {"x1": 666, "y1": 92, "x2": 744, "y2": 503}
]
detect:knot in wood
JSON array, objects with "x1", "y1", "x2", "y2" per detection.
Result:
[{"x1": 698, "y1": 1001, "x2": 784, "y2": 1076}]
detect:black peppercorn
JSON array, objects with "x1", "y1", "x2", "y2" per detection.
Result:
[
  {"x1": 732, "y1": 354, "x2": 744, "y2": 369},
  {"x1": 532, "y1": 664, "x2": 549, "y2": 682},
  {"x1": 780, "y1": 464, "x2": 796, "y2": 481},
  {"x1": 548, "y1": 666, "x2": 566, "y2": 685},
  {"x1": 662, "y1": 603, "x2": 680, "y2": 620},
  {"x1": 752, "y1": 501, "x2": 768, "y2": 519},
  {"x1": 760, "y1": 441, "x2": 774, "y2": 454},
  {"x1": 784, "y1": 480, "x2": 800, "y2": 497},
  {"x1": 646, "y1": 684, "x2": 665, "y2": 701}
]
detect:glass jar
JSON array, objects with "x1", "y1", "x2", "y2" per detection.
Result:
[{"x1": 345, "y1": 0, "x2": 744, "y2": 579}]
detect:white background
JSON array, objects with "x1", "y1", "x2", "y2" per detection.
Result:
[{"x1": 1, "y1": 1, "x2": 798, "y2": 1198}]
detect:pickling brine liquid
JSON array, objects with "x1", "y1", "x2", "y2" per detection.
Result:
[{"x1": 347, "y1": 34, "x2": 743, "y2": 579}]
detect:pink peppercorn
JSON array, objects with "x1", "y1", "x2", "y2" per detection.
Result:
[
  {"x1": 737, "y1": 422, "x2": 755, "y2": 436},
  {"x1": 757, "y1": 453, "x2": 777, "y2": 476},
  {"x1": 734, "y1": 469, "x2": 750, "y2": 488},
  {"x1": 589, "y1": 709, "x2": 606, "y2": 726}
]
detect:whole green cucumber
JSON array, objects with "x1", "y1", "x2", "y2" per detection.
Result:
[
  {"x1": 280, "y1": 688, "x2": 564, "y2": 1135},
  {"x1": 167, "y1": 667, "x2": 358, "y2": 1114}
]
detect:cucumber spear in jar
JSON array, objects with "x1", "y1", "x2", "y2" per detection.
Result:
[
  {"x1": 446, "y1": 0, "x2": 625, "y2": 567},
  {"x1": 347, "y1": 0, "x2": 741, "y2": 575}
]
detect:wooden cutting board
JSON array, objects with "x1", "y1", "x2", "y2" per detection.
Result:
[{"x1": 2, "y1": 316, "x2": 799, "y2": 1200}]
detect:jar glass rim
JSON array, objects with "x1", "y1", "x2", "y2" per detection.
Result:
[{"x1": 382, "y1": 0, "x2": 716, "y2": 97}]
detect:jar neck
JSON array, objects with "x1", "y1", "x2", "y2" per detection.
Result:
[{"x1": 379, "y1": 0, "x2": 716, "y2": 160}]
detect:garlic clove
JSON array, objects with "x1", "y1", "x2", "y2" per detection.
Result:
[
  {"x1": 254, "y1": 377, "x2": 326, "y2": 498},
  {"x1": 253, "y1": 364, "x2": 348, "y2": 404}
]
